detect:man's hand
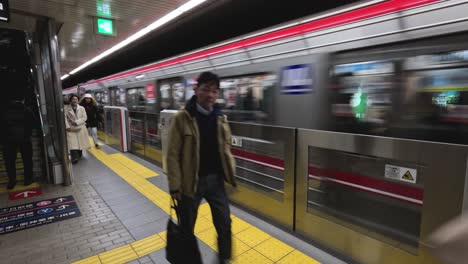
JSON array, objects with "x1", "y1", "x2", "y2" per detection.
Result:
[
  {"x1": 171, "y1": 192, "x2": 182, "y2": 201},
  {"x1": 72, "y1": 121, "x2": 77, "y2": 126}
]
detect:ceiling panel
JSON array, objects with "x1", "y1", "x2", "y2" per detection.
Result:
[{"x1": 4, "y1": 0, "x2": 196, "y2": 74}]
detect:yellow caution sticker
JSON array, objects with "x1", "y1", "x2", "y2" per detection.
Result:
[
  {"x1": 402, "y1": 170, "x2": 414, "y2": 181},
  {"x1": 385, "y1": 164, "x2": 417, "y2": 184}
]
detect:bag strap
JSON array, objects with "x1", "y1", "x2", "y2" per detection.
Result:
[{"x1": 170, "y1": 198, "x2": 181, "y2": 224}]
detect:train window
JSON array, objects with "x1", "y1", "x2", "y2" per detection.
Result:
[
  {"x1": 219, "y1": 73, "x2": 276, "y2": 123},
  {"x1": 331, "y1": 61, "x2": 396, "y2": 134},
  {"x1": 94, "y1": 92, "x2": 103, "y2": 104},
  {"x1": 185, "y1": 79, "x2": 196, "y2": 101},
  {"x1": 160, "y1": 83, "x2": 171, "y2": 109},
  {"x1": 398, "y1": 67, "x2": 468, "y2": 144},
  {"x1": 158, "y1": 78, "x2": 186, "y2": 110},
  {"x1": 172, "y1": 82, "x2": 185, "y2": 109},
  {"x1": 126, "y1": 87, "x2": 146, "y2": 110}
]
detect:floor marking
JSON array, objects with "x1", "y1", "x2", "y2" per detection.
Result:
[
  {"x1": 0, "y1": 182, "x2": 40, "y2": 194},
  {"x1": 74, "y1": 146, "x2": 320, "y2": 263}
]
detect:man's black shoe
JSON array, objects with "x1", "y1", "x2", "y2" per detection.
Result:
[
  {"x1": 7, "y1": 181, "x2": 17, "y2": 190},
  {"x1": 24, "y1": 180, "x2": 34, "y2": 186}
]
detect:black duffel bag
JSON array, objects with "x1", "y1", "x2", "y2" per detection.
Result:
[{"x1": 166, "y1": 198, "x2": 202, "y2": 264}]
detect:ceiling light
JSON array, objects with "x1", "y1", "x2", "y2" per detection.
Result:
[
  {"x1": 64, "y1": 0, "x2": 208, "y2": 78},
  {"x1": 61, "y1": 74, "x2": 70, "y2": 80}
]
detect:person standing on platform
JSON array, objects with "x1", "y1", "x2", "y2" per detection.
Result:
[
  {"x1": 1, "y1": 98, "x2": 34, "y2": 190},
  {"x1": 65, "y1": 94, "x2": 90, "y2": 164},
  {"x1": 80, "y1": 94, "x2": 100, "y2": 149},
  {"x1": 167, "y1": 72, "x2": 237, "y2": 264}
]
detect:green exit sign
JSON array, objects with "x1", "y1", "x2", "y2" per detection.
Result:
[
  {"x1": 96, "y1": 1, "x2": 112, "y2": 17},
  {"x1": 96, "y1": 18, "x2": 114, "y2": 36}
]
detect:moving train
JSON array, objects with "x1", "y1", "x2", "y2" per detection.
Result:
[
  {"x1": 63, "y1": 1, "x2": 468, "y2": 263},
  {"x1": 64, "y1": 0, "x2": 468, "y2": 146}
]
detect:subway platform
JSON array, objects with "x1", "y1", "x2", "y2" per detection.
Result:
[{"x1": 0, "y1": 142, "x2": 346, "y2": 264}]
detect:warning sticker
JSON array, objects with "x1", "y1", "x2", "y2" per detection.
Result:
[
  {"x1": 385, "y1": 165, "x2": 417, "y2": 184},
  {"x1": 232, "y1": 136, "x2": 242, "y2": 147}
]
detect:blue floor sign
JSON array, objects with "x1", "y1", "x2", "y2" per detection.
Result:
[{"x1": 0, "y1": 195, "x2": 81, "y2": 234}]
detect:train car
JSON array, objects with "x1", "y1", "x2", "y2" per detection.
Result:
[
  {"x1": 64, "y1": 1, "x2": 468, "y2": 263},
  {"x1": 76, "y1": 0, "x2": 468, "y2": 142}
]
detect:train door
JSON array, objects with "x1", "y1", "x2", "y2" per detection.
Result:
[
  {"x1": 94, "y1": 90, "x2": 108, "y2": 141},
  {"x1": 109, "y1": 86, "x2": 118, "y2": 106},
  {"x1": 157, "y1": 77, "x2": 185, "y2": 111},
  {"x1": 126, "y1": 87, "x2": 147, "y2": 158}
]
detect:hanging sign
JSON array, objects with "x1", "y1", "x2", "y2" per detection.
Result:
[{"x1": 0, "y1": 0, "x2": 10, "y2": 22}]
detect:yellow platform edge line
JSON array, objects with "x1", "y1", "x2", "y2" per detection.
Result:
[{"x1": 81, "y1": 147, "x2": 320, "y2": 264}]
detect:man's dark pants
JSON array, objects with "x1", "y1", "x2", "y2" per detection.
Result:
[
  {"x1": 178, "y1": 173, "x2": 232, "y2": 261},
  {"x1": 3, "y1": 138, "x2": 33, "y2": 184}
]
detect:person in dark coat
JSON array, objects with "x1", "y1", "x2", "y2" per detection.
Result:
[
  {"x1": 1, "y1": 99, "x2": 34, "y2": 190},
  {"x1": 79, "y1": 94, "x2": 100, "y2": 149}
]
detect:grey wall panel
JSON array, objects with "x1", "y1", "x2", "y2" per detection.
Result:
[
  {"x1": 182, "y1": 60, "x2": 211, "y2": 71},
  {"x1": 163, "y1": 65, "x2": 185, "y2": 75},
  {"x1": 304, "y1": 18, "x2": 401, "y2": 49},
  {"x1": 147, "y1": 69, "x2": 163, "y2": 78},
  {"x1": 251, "y1": 50, "x2": 309, "y2": 64},
  {"x1": 184, "y1": 66, "x2": 215, "y2": 75},
  {"x1": 213, "y1": 61, "x2": 250, "y2": 70},
  {"x1": 273, "y1": 54, "x2": 330, "y2": 130},
  {"x1": 210, "y1": 51, "x2": 249, "y2": 66},
  {"x1": 401, "y1": 1, "x2": 468, "y2": 30},
  {"x1": 247, "y1": 37, "x2": 306, "y2": 59}
]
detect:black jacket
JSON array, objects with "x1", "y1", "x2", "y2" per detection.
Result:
[
  {"x1": 1, "y1": 101, "x2": 33, "y2": 143},
  {"x1": 80, "y1": 103, "x2": 99, "y2": 128}
]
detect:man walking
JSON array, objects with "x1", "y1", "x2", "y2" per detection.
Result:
[{"x1": 167, "y1": 71, "x2": 236, "y2": 263}]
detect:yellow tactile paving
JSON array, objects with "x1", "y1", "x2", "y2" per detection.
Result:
[
  {"x1": 232, "y1": 216, "x2": 251, "y2": 234},
  {"x1": 197, "y1": 227, "x2": 218, "y2": 247},
  {"x1": 79, "y1": 146, "x2": 321, "y2": 264},
  {"x1": 131, "y1": 233, "x2": 165, "y2": 257},
  {"x1": 195, "y1": 215, "x2": 214, "y2": 234},
  {"x1": 255, "y1": 237, "x2": 295, "y2": 262},
  {"x1": 198, "y1": 202, "x2": 212, "y2": 217},
  {"x1": 277, "y1": 250, "x2": 321, "y2": 264},
  {"x1": 234, "y1": 249, "x2": 273, "y2": 264},
  {"x1": 109, "y1": 153, "x2": 158, "y2": 179},
  {"x1": 88, "y1": 148, "x2": 172, "y2": 215},
  {"x1": 233, "y1": 237, "x2": 250, "y2": 257},
  {"x1": 98, "y1": 245, "x2": 138, "y2": 264},
  {"x1": 236, "y1": 226, "x2": 271, "y2": 247}
]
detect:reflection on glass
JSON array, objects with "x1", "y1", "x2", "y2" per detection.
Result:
[
  {"x1": 219, "y1": 74, "x2": 276, "y2": 123},
  {"x1": 160, "y1": 83, "x2": 171, "y2": 110},
  {"x1": 127, "y1": 87, "x2": 147, "y2": 111},
  {"x1": 172, "y1": 82, "x2": 185, "y2": 109},
  {"x1": 331, "y1": 61, "x2": 394, "y2": 129},
  {"x1": 232, "y1": 137, "x2": 285, "y2": 202},
  {"x1": 307, "y1": 146, "x2": 422, "y2": 253}
]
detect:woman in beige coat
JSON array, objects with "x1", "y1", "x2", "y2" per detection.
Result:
[{"x1": 65, "y1": 94, "x2": 90, "y2": 163}]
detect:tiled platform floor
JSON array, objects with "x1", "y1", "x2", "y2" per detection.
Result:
[{"x1": 0, "y1": 143, "x2": 347, "y2": 264}]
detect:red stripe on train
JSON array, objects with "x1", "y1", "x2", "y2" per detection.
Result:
[{"x1": 81, "y1": 0, "x2": 439, "y2": 87}]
